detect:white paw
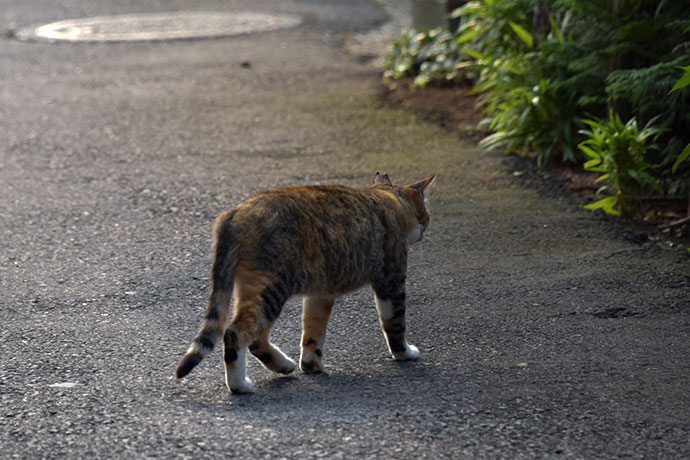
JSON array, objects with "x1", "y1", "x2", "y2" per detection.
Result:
[
  {"x1": 392, "y1": 344, "x2": 420, "y2": 361},
  {"x1": 299, "y1": 348, "x2": 326, "y2": 373},
  {"x1": 229, "y1": 378, "x2": 254, "y2": 394},
  {"x1": 278, "y1": 357, "x2": 297, "y2": 374},
  {"x1": 299, "y1": 356, "x2": 325, "y2": 373}
]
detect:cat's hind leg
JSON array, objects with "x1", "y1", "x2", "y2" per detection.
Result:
[
  {"x1": 372, "y1": 285, "x2": 420, "y2": 361},
  {"x1": 223, "y1": 326, "x2": 253, "y2": 394},
  {"x1": 300, "y1": 295, "x2": 335, "y2": 373},
  {"x1": 223, "y1": 274, "x2": 292, "y2": 393},
  {"x1": 248, "y1": 326, "x2": 297, "y2": 374}
]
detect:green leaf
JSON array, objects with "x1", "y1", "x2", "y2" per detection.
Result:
[
  {"x1": 672, "y1": 143, "x2": 690, "y2": 173},
  {"x1": 583, "y1": 158, "x2": 602, "y2": 170},
  {"x1": 456, "y1": 28, "x2": 480, "y2": 45},
  {"x1": 509, "y1": 22, "x2": 533, "y2": 49},
  {"x1": 462, "y1": 47, "x2": 484, "y2": 61},
  {"x1": 594, "y1": 173, "x2": 610, "y2": 183},
  {"x1": 579, "y1": 145, "x2": 600, "y2": 161},
  {"x1": 583, "y1": 196, "x2": 621, "y2": 216},
  {"x1": 627, "y1": 169, "x2": 645, "y2": 182},
  {"x1": 548, "y1": 15, "x2": 565, "y2": 44},
  {"x1": 668, "y1": 71, "x2": 690, "y2": 94}
]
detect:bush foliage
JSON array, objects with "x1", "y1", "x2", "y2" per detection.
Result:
[
  {"x1": 579, "y1": 110, "x2": 664, "y2": 216},
  {"x1": 385, "y1": 0, "x2": 690, "y2": 215}
]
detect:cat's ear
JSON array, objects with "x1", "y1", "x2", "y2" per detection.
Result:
[
  {"x1": 409, "y1": 175, "x2": 436, "y2": 197},
  {"x1": 373, "y1": 172, "x2": 393, "y2": 186}
]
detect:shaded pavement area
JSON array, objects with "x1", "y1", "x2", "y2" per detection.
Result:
[{"x1": 1, "y1": 1, "x2": 689, "y2": 458}]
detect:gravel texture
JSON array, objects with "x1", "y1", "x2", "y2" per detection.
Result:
[{"x1": 1, "y1": 1, "x2": 689, "y2": 459}]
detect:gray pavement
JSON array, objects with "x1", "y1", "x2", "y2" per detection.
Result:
[{"x1": 1, "y1": 1, "x2": 689, "y2": 459}]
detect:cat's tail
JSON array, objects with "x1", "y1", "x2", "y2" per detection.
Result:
[{"x1": 175, "y1": 211, "x2": 239, "y2": 379}]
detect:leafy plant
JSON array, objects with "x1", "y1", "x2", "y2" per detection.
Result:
[
  {"x1": 558, "y1": 0, "x2": 690, "y2": 184},
  {"x1": 452, "y1": 0, "x2": 534, "y2": 58},
  {"x1": 384, "y1": 28, "x2": 471, "y2": 87},
  {"x1": 477, "y1": 65, "x2": 584, "y2": 165},
  {"x1": 668, "y1": 65, "x2": 690, "y2": 174},
  {"x1": 466, "y1": 6, "x2": 594, "y2": 165},
  {"x1": 383, "y1": 0, "x2": 690, "y2": 203},
  {"x1": 579, "y1": 110, "x2": 664, "y2": 215},
  {"x1": 607, "y1": 59, "x2": 690, "y2": 174}
]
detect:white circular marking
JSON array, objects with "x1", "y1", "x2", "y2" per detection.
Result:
[{"x1": 20, "y1": 11, "x2": 302, "y2": 42}]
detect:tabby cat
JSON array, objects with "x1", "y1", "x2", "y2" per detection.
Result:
[{"x1": 175, "y1": 172, "x2": 435, "y2": 393}]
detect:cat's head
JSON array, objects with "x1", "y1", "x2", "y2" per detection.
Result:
[{"x1": 372, "y1": 172, "x2": 436, "y2": 244}]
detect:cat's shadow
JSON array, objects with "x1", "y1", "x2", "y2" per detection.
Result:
[
  {"x1": 254, "y1": 361, "x2": 433, "y2": 404},
  {"x1": 178, "y1": 359, "x2": 437, "y2": 414}
]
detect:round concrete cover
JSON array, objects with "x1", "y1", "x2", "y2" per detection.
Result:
[{"x1": 20, "y1": 11, "x2": 302, "y2": 42}]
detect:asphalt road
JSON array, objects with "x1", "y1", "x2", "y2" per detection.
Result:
[{"x1": 2, "y1": 1, "x2": 689, "y2": 459}]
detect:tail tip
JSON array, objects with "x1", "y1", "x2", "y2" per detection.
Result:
[{"x1": 175, "y1": 353, "x2": 203, "y2": 379}]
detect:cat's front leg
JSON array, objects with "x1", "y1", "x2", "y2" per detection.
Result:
[
  {"x1": 373, "y1": 287, "x2": 420, "y2": 361},
  {"x1": 300, "y1": 295, "x2": 335, "y2": 373}
]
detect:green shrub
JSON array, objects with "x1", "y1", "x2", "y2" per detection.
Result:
[
  {"x1": 462, "y1": 2, "x2": 592, "y2": 165},
  {"x1": 452, "y1": 0, "x2": 533, "y2": 57},
  {"x1": 579, "y1": 110, "x2": 664, "y2": 215},
  {"x1": 668, "y1": 65, "x2": 690, "y2": 175},
  {"x1": 384, "y1": 28, "x2": 471, "y2": 87},
  {"x1": 384, "y1": 0, "x2": 690, "y2": 200},
  {"x1": 555, "y1": 0, "x2": 690, "y2": 193},
  {"x1": 477, "y1": 62, "x2": 584, "y2": 165}
]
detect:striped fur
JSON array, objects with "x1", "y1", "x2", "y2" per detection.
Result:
[
  {"x1": 175, "y1": 173, "x2": 435, "y2": 393},
  {"x1": 175, "y1": 214, "x2": 238, "y2": 379}
]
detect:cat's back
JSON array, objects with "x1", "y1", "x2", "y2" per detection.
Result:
[
  {"x1": 219, "y1": 184, "x2": 407, "y2": 292},
  {"x1": 232, "y1": 184, "x2": 403, "y2": 230}
]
